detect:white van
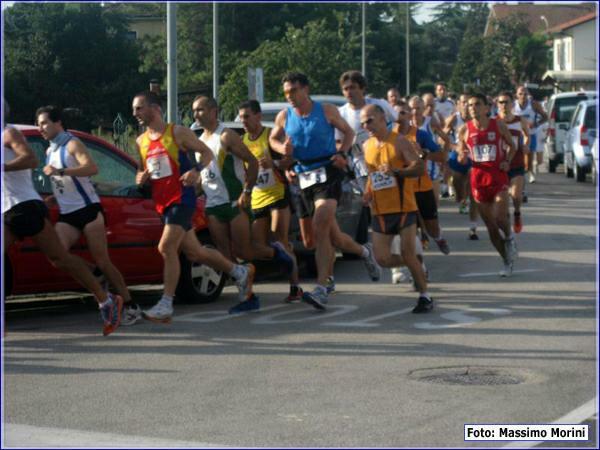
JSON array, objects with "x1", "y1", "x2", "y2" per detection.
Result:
[{"x1": 544, "y1": 91, "x2": 597, "y2": 172}]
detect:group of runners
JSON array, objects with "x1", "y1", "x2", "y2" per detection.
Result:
[{"x1": 3, "y1": 71, "x2": 547, "y2": 335}]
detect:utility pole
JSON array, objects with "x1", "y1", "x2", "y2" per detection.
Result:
[
  {"x1": 213, "y1": 2, "x2": 219, "y2": 103},
  {"x1": 166, "y1": 3, "x2": 177, "y2": 123},
  {"x1": 361, "y1": 3, "x2": 366, "y2": 76},
  {"x1": 406, "y1": 2, "x2": 410, "y2": 97}
]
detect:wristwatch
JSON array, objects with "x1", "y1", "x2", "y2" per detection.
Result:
[
  {"x1": 243, "y1": 187, "x2": 252, "y2": 195},
  {"x1": 58, "y1": 168, "x2": 65, "y2": 176}
]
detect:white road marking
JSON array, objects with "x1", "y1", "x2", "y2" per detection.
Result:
[
  {"x1": 252, "y1": 304, "x2": 358, "y2": 325},
  {"x1": 3, "y1": 423, "x2": 230, "y2": 448},
  {"x1": 414, "y1": 308, "x2": 511, "y2": 330},
  {"x1": 324, "y1": 307, "x2": 413, "y2": 328},
  {"x1": 174, "y1": 303, "x2": 287, "y2": 323},
  {"x1": 459, "y1": 269, "x2": 543, "y2": 278},
  {"x1": 502, "y1": 397, "x2": 597, "y2": 448}
]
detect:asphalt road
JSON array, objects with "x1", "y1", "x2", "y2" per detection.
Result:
[{"x1": 3, "y1": 169, "x2": 598, "y2": 448}]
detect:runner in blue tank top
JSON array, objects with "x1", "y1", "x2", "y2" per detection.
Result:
[{"x1": 270, "y1": 72, "x2": 382, "y2": 309}]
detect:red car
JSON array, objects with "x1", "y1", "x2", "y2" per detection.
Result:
[{"x1": 4, "y1": 125, "x2": 226, "y2": 303}]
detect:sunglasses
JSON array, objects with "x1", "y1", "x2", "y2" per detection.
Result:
[
  {"x1": 398, "y1": 111, "x2": 409, "y2": 115},
  {"x1": 361, "y1": 117, "x2": 375, "y2": 127},
  {"x1": 497, "y1": 100, "x2": 509, "y2": 104}
]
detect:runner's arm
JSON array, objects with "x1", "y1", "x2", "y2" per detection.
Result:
[
  {"x1": 520, "y1": 117, "x2": 531, "y2": 152},
  {"x1": 3, "y1": 127, "x2": 39, "y2": 171},
  {"x1": 392, "y1": 135, "x2": 424, "y2": 178},
  {"x1": 174, "y1": 125, "x2": 214, "y2": 168},
  {"x1": 323, "y1": 103, "x2": 354, "y2": 154},
  {"x1": 222, "y1": 129, "x2": 258, "y2": 190},
  {"x1": 533, "y1": 101, "x2": 549, "y2": 127},
  {"x1": 269, "y1": 109, "x2": 292, "y2": 156}
]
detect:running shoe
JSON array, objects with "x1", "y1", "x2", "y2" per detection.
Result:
[
  {"x1": 421, "y1": 233, "x2": 430, "y2": 250},
  {"x1": 121, "y1": 303, "x2": 143, "y2": 326},
  {"x1": 362, "y1": 243, "x2": 382, "y2": 281},
  {"x1": 301, "y1": 287, "x2": 328, "y2": 310},
  {"x1": 271, "y1": 241, "x2": 296, "y2": 276},
  {"x1": 229, "y1": 294, "x2": 260, "y2": 314},
  {"x1": 235, "y1": 263, "x2": 256, "y2": 301},
  {"x1": 326, "y1": 276, "x2": 336, "y2": 295},
  {"x1": 513, "y1": 213, "x2": 523, "y2": 234},
  {"x1": 468, "y1": 228, "x2": 479, "y2": 240},
  {"x1": 522, "y1": 193, "x2": 528, "y2": 204},
  {"x1": 391, "y1": 267, "x2": 411, "y2": 284},
  {"x1": 99, "y1": 294, "x2": 124, "y2": 336},
  {"x1": 285, "y1": 286, "x2": 303, "y2": 303},
  {"x1": 504, "y1": 237, "x2": 518, "y2": 263},
  {"x1": 434, "y1": 238, "x2": 451, "y2": 255},
  {"x1": 459, "y1": 201, "x2": 469, "y2": 215},
  {"x1": 142, "y1": 299, "x2": 173, "y2": 324},
  {"x1": 412, "y1": 296, "x2": 434, "y2": 314},
  {"x1": 528, "y1": 173, "x2": 536, "y2": 184},
  {"x1": 499, "y1": 261, "x2": 513, "y2": 278}
]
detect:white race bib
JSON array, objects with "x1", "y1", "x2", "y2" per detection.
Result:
[
  {"x1": 254, "y1": 168, "x2": 276, "y2": 190},
  {"x1": 147, "y1": 153, "x2": 173, "y2": 180},
  {"x1": 472, "y1": 144, "x2": 497, "y2": 162},
  {"x1": 298, "y1": 167, "x2": 327, "y2": 189},
  {"x1": 370, "y1": 170, "x2": 397, "y2": 191}
]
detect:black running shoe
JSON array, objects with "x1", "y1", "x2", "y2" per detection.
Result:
[{"x1": 412, "y1": 296, "x2": 434, "y2": 314}]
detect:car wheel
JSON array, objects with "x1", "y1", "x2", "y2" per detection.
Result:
[
  {"x1": 176, "y1": 243, "x2": 226, "y2": 304},
  {"x1": 574, "y1": 162, "x2": 586, "y2": 182},
  {"x1": 4, "y1": 254, "x2": 13, "y2": 296}
]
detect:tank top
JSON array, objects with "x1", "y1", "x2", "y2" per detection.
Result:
[
  {"x1": 503, "y1": 115, "x2": 525, "y2": 170},
  {"x1": 434, "y1": 98, "x2": 455, "y2": 121},
  {"x1": 363, "y1": 131, "x2": 417, "y2": 215},
  {"x1": 139, "y1": 123, "x2": 196, "y2": 214},
  {"x1": 199, "y1": 122, "x2": 245, "y2": 208},
  {"x1": 513, "y1": 100, "x2": 536, "y2": 130},
  {"x1": 2, "y1": 127, "x2": 42, "y2": 213},
  {"x1": 465, "y1": 118, "x2": 506, "y2": 171},
  {"x1": 284, "y1": 101, "x2": 336, "y2": 172},
  {"x1": 45, "y1": 131, "x2": 100, "y2": 214},
  {"x1": 243, "y1": 127, "x2": 285, "y2": 210},
  {"x1": 403, "y1": 126, "x2": 433, "y2": 193}
]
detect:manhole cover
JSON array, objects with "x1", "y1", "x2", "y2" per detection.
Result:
[{"x1": 409, "y1": 366, "x2": 528, "y2": 386}]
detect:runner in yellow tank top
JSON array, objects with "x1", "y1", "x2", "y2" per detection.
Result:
[
  {"x1": 238, "y1": 100, "x2": 303, "y2": 303},
  {"x1": 361, "y1": 104, "x2": 434, "y2": 314}
]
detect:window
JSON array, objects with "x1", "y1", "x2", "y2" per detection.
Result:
[
  {"x1": 584, "y1": 106, "x2": 596, "y2": 129},
  {"x1": 82, "y1": 138, "x2": 140, "y2": 197}
]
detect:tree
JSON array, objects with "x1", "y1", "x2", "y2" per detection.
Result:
[
  {"x1": 511, "y1": 33, "x2": 551, "y2": 84},
  {"x1": 4, "y1": 3, "x2": 146, "y2": 129}
]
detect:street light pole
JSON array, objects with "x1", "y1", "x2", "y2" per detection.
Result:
[
  {"x1": 406, "y1": 3, "x2": 410, "y2": 97},
  {"x1": 361, "y1": 3, "x2": 366, "y2": 76},
  {"x1": 213, "y1": 2, "x2": 219, "y2": 103},
  {"x1": 166, "y1": 2, "x2": 177, "y2": 123}
]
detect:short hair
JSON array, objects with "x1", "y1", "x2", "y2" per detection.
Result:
[
  {"x1": 134, "y1": 91, "x2": 162, "y2": 107},
  {"x1": 35, "y1": 105, "x2": 63, "y2": 125},
  {"x1": 238, "y1": 100, "x2": 261, "y2": 114},
  {"x1": 435, "y1": 82, "x2": 447, "y2": 90},
  {"x1": 281, "y1": 72, "x2": 309, "y2": 87},
  {"x1": 192, "y1": 95, "x2": 218, "y2": 111},
  {"x1": 469, "y1": 93, "x2": 488, "y2": 104},
  {"x1": 498, "y1": 91, "x2": 514, "y2": 100},
  {"x1": 339, "y1": 70, "x2": 367, "y2": 90},
  {"x1": 409, "y1": 95, "x2": 423, "y2": 106}
]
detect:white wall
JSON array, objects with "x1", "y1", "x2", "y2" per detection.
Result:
[{"x1": 553, "y1": 19, "x2": 597, "y2": 71}]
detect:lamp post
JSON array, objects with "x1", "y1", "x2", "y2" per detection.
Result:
[
  {"x1": 213, "y1": 2, "x2": 219, "y2": 103},
  {"x1": 406, "y1": 3, "x2": 410, "y2": 97},
  {"x1": 540, "y1": 15, "x2": 549, "y2": 33},
  {"x1": 166, "y1": 3, "x2": 177, "y2": 123},
  {"x1": 361, "y1": 3, "x2": 366, "y2": 76}
]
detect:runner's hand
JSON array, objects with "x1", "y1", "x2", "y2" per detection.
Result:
[
  {"x1": 283, "y1": 136, "x2": 293, "y2": 155},
  {"x1": 331, "y1": 153, "x2": 348, "y2": 170},
  {"x1": 180, "y1": 168, "x2": 199, "y2": 187},
  {"x1": 136, "y1": 169, "x2": 150, "y2": 185},
  {"x1": 238, "y1": 191, "x2": 251, "y2": 209},
  {"x1": 43, "y1": 164, "x2": 58, "y2": 176}
]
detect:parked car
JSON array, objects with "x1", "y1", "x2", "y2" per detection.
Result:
[
  {"x1": 234, "y1": 95, "x2": 347, "y2": 122},
  {"x1": 5, "y1": 126, "x2": 226, "y2": 303},
  {"x1": 191, "y1": 121, "x2": 369, "y2": 261},
  {"x1": 544, "y1": 91, "x2": 597, "y2": 173},
  {"x1": 563, "y1": 100, "x2": 597, "y2": 182}
]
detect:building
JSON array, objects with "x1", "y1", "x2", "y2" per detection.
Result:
[
  {"x1": 126, "y1": 14, "x2": 164, "y2": 40},
  {"x1": 484, "y1": 2, "x2": 596, "y2": 37},
  {"x1": 541, "y1": 10, "x2": 597, "y2": 92}
]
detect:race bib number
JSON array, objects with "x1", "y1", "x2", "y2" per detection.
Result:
[
  {"x1": 472, "y1": 144, "x2": 497, "y2": 162},
  {"x1": 255, "y1": 168, "x2": 276, "y2": 190},
  {"x1": 370, "y1": 171, "x2": 397, "y2": 191},
  {"x1": 299, "y1": 167, "x2": 327, "y2": 189},
  {"x1": 147, "y1": 154, "x2": 173, "y2": 180}
]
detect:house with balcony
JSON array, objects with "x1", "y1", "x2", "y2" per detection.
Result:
[{"x1": 542, "y1": 11, "x2": 597, "y2": 92}]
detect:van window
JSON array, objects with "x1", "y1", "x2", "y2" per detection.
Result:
[
  {"x1": 584, "y1": 106, "x2": 596, "y2": 129},
  {"x1": 554, "y1": 96, "x2": 590, "y2": 123}
]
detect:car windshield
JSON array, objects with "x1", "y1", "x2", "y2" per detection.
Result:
[
  {"x1": 555, "y1": 96, "x2": 590, "y2": 123},
  {"x1": 584, "y1": 106, "x2": 596, "y2": 129}
]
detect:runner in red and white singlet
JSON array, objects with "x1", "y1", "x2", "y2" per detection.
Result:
[{"x1": 457, "y1": 93, "x2": 519, "y2": 277}]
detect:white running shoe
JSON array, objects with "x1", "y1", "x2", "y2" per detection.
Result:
[
  {"x1": 362, "y1": 243, "x2": 382, "y2": 281},
  {"x1": 121, "y1": 303, "x2": 143, "y2": 326},
  {"x1": 142, "y1": 300, "x2": 173, "y2": 323}
]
